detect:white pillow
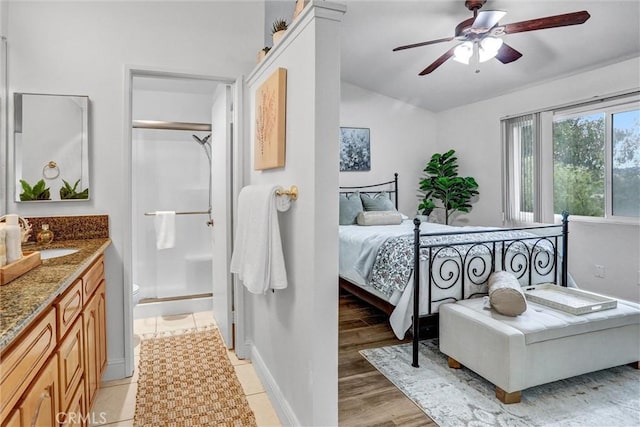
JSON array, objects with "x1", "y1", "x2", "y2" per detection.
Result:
[
  {"x1": 488, "y1": 271, "x2": 527, "y2": 316},
  {"x1": 356, "y1": 210, "x2": 403, "y2": 226}
]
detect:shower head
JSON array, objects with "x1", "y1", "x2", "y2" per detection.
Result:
[{"x1": 192, "y1": 134, "x2": 211, "y2": 145}]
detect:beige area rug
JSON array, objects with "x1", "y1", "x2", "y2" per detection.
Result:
[
  {"x1": 361, "y1": 339, "x2": 640, "y2": 427},
  {"x1": 134, "y1": 329, "x2": 257, "y2": 427}
]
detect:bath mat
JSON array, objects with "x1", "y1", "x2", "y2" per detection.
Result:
[
  {"x1": 134, "y1": 329, "x2": 257, "y2": 427},
  {"x1": 361, "y1": 339, "x2": 640, "y2": 427}
]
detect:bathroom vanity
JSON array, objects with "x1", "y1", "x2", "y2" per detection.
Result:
[{"x1": 0, "y1": 237, "x2": 110, "y2": 426}]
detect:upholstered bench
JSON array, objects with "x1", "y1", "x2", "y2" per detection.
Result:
[{"x1": 439, "y1": 295, "x2": 640, "y2": 403}]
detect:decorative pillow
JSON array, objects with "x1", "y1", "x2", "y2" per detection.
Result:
[
  {"x1": 339, "y1": 192, "x2": 364, "y2": 225},
  {"x1": 361, "y1": 192, "x2": 396, "y2": 211},
  {"x1": 356, "y1": 210, "x2": 403, "y2": 226},
  {"x1": 488, "y1": 271, "x2": 527, "y2": 316}
]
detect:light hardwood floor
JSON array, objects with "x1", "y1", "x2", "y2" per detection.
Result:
[{"x1": 338, "y1": 290, "x2": 437, "y2": 427}]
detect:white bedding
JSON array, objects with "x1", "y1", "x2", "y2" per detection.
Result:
[{"x1": 339, "y1": 220, "x2": 558, "y2": 339}]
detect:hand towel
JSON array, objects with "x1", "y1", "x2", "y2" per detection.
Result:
[
  {"x1": 154, "y1": 211, "x2": 176, "y2": 250},
  {"x1": 230, "y1": 185, "x2": 287, "y2": 294}
]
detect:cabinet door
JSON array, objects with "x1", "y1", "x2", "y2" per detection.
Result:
[
  {"x1": 59, "y1": 378, "x2": 86, "y2": 427},
  {"x1": 57, "y1": 318, "x2": 84, "y2": 414},
  {"x1": 83, "y1": 293, "x2": 99, "y2": 411},
  {"x1": 13, "y1": 354, "x2": 59, "y2": 427},
  {"x1": 96, "y1": 282, "x2": 107, "y2": 376}
]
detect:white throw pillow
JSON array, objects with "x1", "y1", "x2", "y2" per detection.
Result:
[
  {"x1": 488, "y1": 271, "x2": 527, "y2": 316},
  {"x1": 356, "y1": 210, "x2": 403, "y2": 226}
]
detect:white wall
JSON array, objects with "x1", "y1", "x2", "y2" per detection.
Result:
[
  {"x1": 0, "y1": 0, "x2": 7, "y2": 214},
  {"x1": 340, "y1": 82, "x2": 437, "y2": 216},
  {"x1": 6, "y1": 1, "x2": 263, "y2": 380},
  {"x1": 244, "y1": 3, "x2": 345, "y2": 426},
  {"x1": 435, "y1": 57, "x2": 640, "y2": 302}
]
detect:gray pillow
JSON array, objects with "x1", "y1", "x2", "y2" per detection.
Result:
[
  {"x1": 360, "y1": 192, "x2": 395, "y2": 211},
  {"x1": 339, "y1": 192, "x2": 364, "y2": 225}
]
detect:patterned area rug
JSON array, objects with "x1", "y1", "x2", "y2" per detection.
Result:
[
  {"x1": 361, "y1": 339, "x2": 640, "y2": 427},
  {"x1": 134, "y1": 329, "x2": 257, "y2": 427}
]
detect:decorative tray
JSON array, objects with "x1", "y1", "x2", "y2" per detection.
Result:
[
  {"x1": 523, "y1": 284, "x2": 617, "y2": 315},
  {"x1": 0, "y1": 251, "x2": 42, "y2": 286}
]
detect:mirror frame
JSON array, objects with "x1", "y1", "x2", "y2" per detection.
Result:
[{"x1": 13, "y1": 92, "x2": 90, "y2": 202}]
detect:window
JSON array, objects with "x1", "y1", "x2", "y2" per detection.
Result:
[{"x1": 503, "y1": 94, "x2": 639, "y2": 223}]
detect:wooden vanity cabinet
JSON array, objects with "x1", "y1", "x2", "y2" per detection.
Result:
[
  {"x1": 83, "y1": 281, "x2": 106, "y2": 410},
  {"x1": 0, "y1": 253, "x2": 107, "y2": 427},
  {"x1": 5, "y1": 355, "x2": 60, "y2": 427}
]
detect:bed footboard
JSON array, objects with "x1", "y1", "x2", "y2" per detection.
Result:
[{"x1": 411, "y1": 212, "x2": 570, "y2": 368}]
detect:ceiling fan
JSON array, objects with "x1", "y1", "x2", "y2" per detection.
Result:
[{"x1": 393, "y1": 0, "x2": 590, "y2": 75}]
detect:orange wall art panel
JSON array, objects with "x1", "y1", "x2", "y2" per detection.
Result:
[{"x1": 254, "y1": 67, "x2": 287, "y2": 170}]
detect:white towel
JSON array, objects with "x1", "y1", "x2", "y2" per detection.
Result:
[
  {"x1": 230, "y1": 185, "x2": 287, "y2": 294},
  {"x1": 154, "y1": 211, "x2": 176, "y2": 250}
]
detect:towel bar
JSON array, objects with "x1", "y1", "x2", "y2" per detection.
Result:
[{"x1": 276, "y1": 185, "x2": 298, "y2": 201}]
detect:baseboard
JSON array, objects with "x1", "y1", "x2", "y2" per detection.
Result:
[
  {"x1": 249, "y1": 343, "x2": 300, "y2": 427},
  {"x1": 102, "y1": 357, "x2": 126, "y2": 382}
]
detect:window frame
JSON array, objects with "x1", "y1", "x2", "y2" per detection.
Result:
[{"x1": 502, "y1": 93, "x2": 640, "y2": 226}]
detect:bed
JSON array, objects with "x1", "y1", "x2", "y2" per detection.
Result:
[{"x1": 338, "y1": 174, "x2": 569, "y2": 367}]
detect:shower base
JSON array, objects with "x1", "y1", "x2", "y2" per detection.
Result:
[{"x1": 134, "y1": 293, "x2": 213, "y2": 319}]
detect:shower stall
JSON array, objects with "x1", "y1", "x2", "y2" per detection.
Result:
[{"x1": 131, "y1": 75, "x2": 220, "y2": 318}]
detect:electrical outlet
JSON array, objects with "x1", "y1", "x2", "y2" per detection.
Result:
[{"x1": 594, "y1": 264, "x2": 605, "y2": 278}]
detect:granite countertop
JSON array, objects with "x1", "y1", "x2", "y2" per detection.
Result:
[{"x1": 0, "y1": 238, "x2": 111, "y2": 352}]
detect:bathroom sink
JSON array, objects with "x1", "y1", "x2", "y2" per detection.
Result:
[{"x1": 39, "y1": 248, "x2": 79, "y2": 260}]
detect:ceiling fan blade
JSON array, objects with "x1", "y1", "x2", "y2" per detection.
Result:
[
  {"x1": 472, "y1": 10, "x2": 507, "y2": 31},
  {"x1": 502, "y1": 10, "x2": 590, "y2": 34},
  {"x1": 495, "y1": 42, "x2": 523, "y2": 64},
  {"x1": 393, "y1": 37, "x2": 454, "y2": 52},
  {"x1": 419, "y1": 47, "x2": 455, "y2": 75}
]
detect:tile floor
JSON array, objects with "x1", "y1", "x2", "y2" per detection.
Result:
[{"x1": 90, "y1": 311, "x2": 282, "y2": 426}]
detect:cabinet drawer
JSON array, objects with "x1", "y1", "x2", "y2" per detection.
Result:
[
  {"x1": 0, "y1": 308, "x2": 57, "y2": 422},
  {"x1": 56, "y1": 279, "x2": 83, "y2": 341},
  {"x1": 82, "y1": 255, "x2": 104, "y2": 301},
  {"x1": 57, "y1": 318, "x2": 84, "y2": 413}
]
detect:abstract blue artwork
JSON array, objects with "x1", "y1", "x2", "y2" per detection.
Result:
[{"x1": 340, "y1": 127, "x2": 371, "y2": 171}]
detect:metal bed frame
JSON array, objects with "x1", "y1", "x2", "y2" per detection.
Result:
[{"x1": 338, "y1": 174, "x2": 570, "y2": 368}]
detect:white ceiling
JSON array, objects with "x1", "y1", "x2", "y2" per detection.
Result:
[{"x1": 340, "y1": 0, "x2": 640, "y2": 112}]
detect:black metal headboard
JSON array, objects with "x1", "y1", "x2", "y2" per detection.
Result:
[{"x1": 339, "y1": 173, "x2": 399, "y2": 210}]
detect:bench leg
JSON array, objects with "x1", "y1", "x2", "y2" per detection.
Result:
[
  {"x1": 448, "y1": 357, "x2": 462, "y2": 369},
  {"x1": 496, "y1": 387, "x2": 521, "y2": 404}
]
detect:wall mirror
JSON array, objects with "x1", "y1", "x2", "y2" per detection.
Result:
[{"x1": 14, "y1": 93, "x2": 90, "y2": 202}]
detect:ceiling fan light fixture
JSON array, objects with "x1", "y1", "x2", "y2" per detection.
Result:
[
  {"x1": 479, "y1": 36, "x2": 504, "y2": 62},
  {"x1": 453, "y1": 41, "x2": 473, "y2": 64}
]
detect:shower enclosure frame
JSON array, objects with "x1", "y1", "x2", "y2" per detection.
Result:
[{"x1": 122, "y1": 66, "x2": 246, "y2": 379}]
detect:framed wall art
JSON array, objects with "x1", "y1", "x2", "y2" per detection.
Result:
[
  {"x1": 339, "y1": 127, "x2": 370, "y2": 171},
  {"x1": 255, "y1": 67, "x2": 287, "y2": 170}
]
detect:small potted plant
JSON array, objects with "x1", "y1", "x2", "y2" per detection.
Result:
[
  {"x1": 19, "y1": 179, "x2": 51, "y2": 201},
  {"x1": 271, "y1": 18, "x2": 288, "y2": 44},
  {"x1": 256, "y1": 46, "x2": 271, "y2": 63}
]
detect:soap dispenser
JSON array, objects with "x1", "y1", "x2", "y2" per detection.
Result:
[
  {"x1": 5, "y1": 214, "x2": 23, "y2": 263},
  {"x1": 37, "y1": 224, "x2": 54, "y2": 245}
]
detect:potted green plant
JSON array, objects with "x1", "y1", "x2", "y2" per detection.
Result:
[
  {"x1": 418, "y1": 149, "x2": 479, "y2": 225},
  {"x1": 271, "y1": 18, "x2": 288, "y2": 44},
  {"x1": 19, "y1": 179, "x2": 51, "y2": 201},
  {"x1": 256, "y1": 46, "x2": 271, "y2": 63},
  {"x1": 60, "y1": 179, "x2": 89, "y2": 200}
]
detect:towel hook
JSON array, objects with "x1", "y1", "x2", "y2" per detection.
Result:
[{"x1": 276, "y1": 185, "x2": 298, "y2": 201}]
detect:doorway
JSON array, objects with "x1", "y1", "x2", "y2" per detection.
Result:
[{"x1": 123, "y1": 67, "x2": 242, "y2": 378}]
